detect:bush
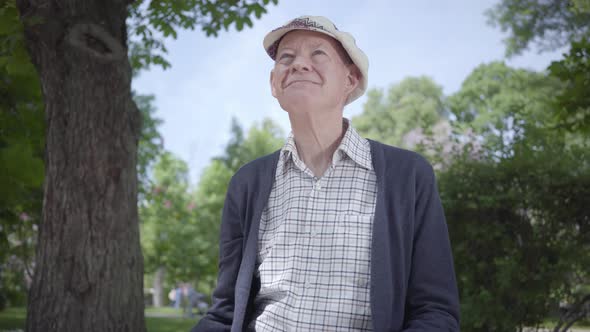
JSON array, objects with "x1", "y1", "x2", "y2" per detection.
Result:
[{"x1": 439, "y1": 142, "x2": 589, "y2": 332}]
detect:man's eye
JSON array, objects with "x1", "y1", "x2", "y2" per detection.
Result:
[
  {"x1": 312, "y1": 50, "x2": 326, "y2": 56},
  {"x1": 279, "y1": 53, "x2": 294, "y2": 60}
]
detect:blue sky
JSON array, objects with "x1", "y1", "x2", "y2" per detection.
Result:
[{"x1": 132, "y1": 0, "x2": 564, "y2": 184}]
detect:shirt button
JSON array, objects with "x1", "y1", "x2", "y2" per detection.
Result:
[
  {"x1": 315, "y1": 182, "x2": 322, "y2": 190},
  {"x1": 357, "y1": 278, "x2": 369, "y2": 288},
  {"x1": 305, "y1": 280, "x2": 312, "y2": 288}
]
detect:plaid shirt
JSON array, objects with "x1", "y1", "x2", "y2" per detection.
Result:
[{"x1": 250, "y1": 119, "x2": 377, "y2": 331}]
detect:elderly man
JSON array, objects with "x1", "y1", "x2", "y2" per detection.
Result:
[{"x1": 192, "y1": 15, "x2": 460, "y2": 332}]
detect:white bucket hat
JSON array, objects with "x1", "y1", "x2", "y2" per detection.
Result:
[{"x1": 263, "y1": 15, "x2": 369, "y2": 105}]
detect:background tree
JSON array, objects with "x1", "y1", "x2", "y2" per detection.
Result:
[
  {"x1": 442, "y1": 61, "x2": 590, "y2": 331},
  {"x1": 352, "y1": 76, "x2": 457, "y2": 168},
  {"x1": 547, "y1": 37, "x2": 590, "y2": 134},
  {"x1": 486, "y1": 0, "x2": 590, "y2": 57},
  {"x1": 140, "y1": 152, "x2": 203, "y2": 307},
  {"x1": 0, "y1": 1, "x2": 44, "y2": 309},
  {"x1": 191, "y1": 118, "x2": 283, "y2": 292},
  {"x1": 352, "y1": 76, "x2": 448, "y2": 149},
  {"x1": 439, "y1": 138, "x2": 589, "y2": 332},
  {"x1": 448, "y1": 61, "x2": 562, "y2": 158},
  {"x1": 135, "y1": 93, "x2": 164, "y2": 198},
  {"x1": 487, "y1": 0, "x2": 590, "y2": 133},
  {"x1": 139, "y1": 118, "x2": 283, "y2": 308},
  {"x1": 217, "y1": 117, "x2": 285, "y2": 172},
  {"x1": 485, "y1": 3, "x2": 590, "y2": 327},
  {"x1": 9, "y1": 0, "x2": 277, "y2": 330}
]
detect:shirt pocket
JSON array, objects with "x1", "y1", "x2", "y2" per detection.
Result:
[
  {"x1": 334, "y1": 214, "x2": 373, "y2": 242},
  {"x1": 331, "y1": 214, "x2": 373, "y2": 276}
]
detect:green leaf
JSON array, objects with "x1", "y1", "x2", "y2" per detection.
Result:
[
  {"x1": 243, "y1": 17, "x2": 253, "y2": 28},
  {"x1": 222, "y1": 16, "x2": 233, "y2": 30},
  {"x1": 235, "y1": 19, "x2": 243, "y2": 31},
  {"x1": 0, "y1": 143, "x2": 44, "y2": 189},
  {"x1": 0, "y1": 56, "x2": 10, "y2": 67},
  {"x1": 128, "y1": 0, "x2": 275, "y2": 71}
]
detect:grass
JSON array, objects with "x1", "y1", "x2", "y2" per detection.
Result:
[
  {"x1": 3, "y1": 307, "x2": 590, "y2": 331},
  {"x1": 542, "y1": 318, "x2": 590, "y2": 330},
  {"x1": 0, "y1": 307, "x2": 200, "y2": 332},
  {"x1": 145, "y1": 306, "x2": 186, "y2": 316},
  {"x1": 144, "y1": 316, "x2": 197, "y2": 332},
  {"x1": 0, "y1": 308, "x2": 25, "y2": 331}
]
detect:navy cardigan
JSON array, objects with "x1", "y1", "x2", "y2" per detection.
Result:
[{"x1": 192, "y1": 140, "x2": 460, "y2": 331}]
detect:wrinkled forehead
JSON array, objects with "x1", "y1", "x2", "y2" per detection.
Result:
[
  {"x1": 277, "y1": 30, "x2": 336, "y2": 48},
  {"x1": 276, "y1": 30, "x2": 352, "y2": 63}
]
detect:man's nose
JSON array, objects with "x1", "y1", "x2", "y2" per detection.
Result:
[{"x1": 291, "y1": 55, "x2": 311, "y2": 72}]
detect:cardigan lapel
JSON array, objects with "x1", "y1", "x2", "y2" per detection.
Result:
[
  {"x1": 367, "y1": 139, "x2": 391, "y2": 331},
  {"x1": 232, "y1": 151, "x2": 281, "y2": 332}
]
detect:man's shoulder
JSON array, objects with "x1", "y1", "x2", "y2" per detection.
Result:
[
  {"x1": 367, "y1": 139, "x2": 433, "y2": 174},
  {"x1": 230, "y1": 150, "x2": 281, "y2": 186}
]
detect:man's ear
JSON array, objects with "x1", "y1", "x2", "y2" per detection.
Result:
[
  {"x1": 270, "y1": 69, "x2": 277, "y2": 98},
  {"x1": 344, "y1": 65, "x2": 360, "y2": 95}
]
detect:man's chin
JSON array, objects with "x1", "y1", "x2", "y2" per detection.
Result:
[{"x1": 279, "y1": 95, "x2": 320, "y2": 111}]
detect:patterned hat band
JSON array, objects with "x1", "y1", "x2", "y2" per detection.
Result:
[{"x1": 266, "y1": 17, "x2": 337, "y2": 59}]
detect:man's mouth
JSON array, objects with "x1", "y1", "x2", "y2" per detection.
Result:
[{"x1": 285, "y1": 80, "x2": 317, "y2": 87}]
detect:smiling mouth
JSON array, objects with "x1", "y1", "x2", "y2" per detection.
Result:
[{"x1": 285, "y1": 80, "x2": 317, "y2": 87}]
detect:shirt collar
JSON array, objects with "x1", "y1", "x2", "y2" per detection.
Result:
[{"x1": 279, "y1": 118, "x2": 373, "y2": 171}]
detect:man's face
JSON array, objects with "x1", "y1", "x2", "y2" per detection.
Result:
[{"x1": 270, "y1": 30, "x2": 359, "y2": 113}]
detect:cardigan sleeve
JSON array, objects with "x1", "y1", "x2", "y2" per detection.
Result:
[
  {"x1": 402, "y1": 161, "x2": 460, "y2": 331},
  {"x1": 192, "y1": 175, "x2": 244, "y2": 332}
]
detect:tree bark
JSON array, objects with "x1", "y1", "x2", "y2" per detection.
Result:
[{"x1": 16, "y1": 1, "x2": 146, "y2": 331}]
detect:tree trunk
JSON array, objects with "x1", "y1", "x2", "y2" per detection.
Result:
[
  {"x1": 152, "y1": 266, "x2": 165, "y2": 308},
  {"x1": 16, "y1": 1, "x2": 146, "y2": 331}
]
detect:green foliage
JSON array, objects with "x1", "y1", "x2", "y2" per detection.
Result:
[
  {"x1": 0, "y1": 257, "x2": 30, "y2": 308},
  {"x1": 139, "y1": 118, "x2": 283, "y2": 297},
  {"x1": 135, "y1": 93, "x2": 165, "y2": 198},
  {"x1": 216, "y1": 117, "x2": 284, "y2": 172},
  {"x1": 0, "y1": 0, "x2": 44, "y2": 208},
  {"x1": 0, "y1": 0, "x2": 43, "y2": 307},
  {"x1": 0, "y1": 307, "x2": 199, "y2": 331},
  {"x1": 486, "y1": 0, "x2": 590, "y2": 147},
  {"x1": 190, "y1": 118, "x2": 283, "y2": 292},
  {"x1": 194, "y1": 159, "x2": 233, "y2": 224},
  {"x1": 448, "y1": 61, "x2": 563, "y2": 158},
  {"x1": 548, "y1": 37, "x2": 590, "y2": 133},
  {"x1": 473, "y1": 18, "x2": 590, "y2": 330},
  {"x1": 486, "y1": 0, "x2": 590, "y2": 57},
  {"x1": 440, "y1": 138, "x2": 589, "y2": 332},
  {"x1": 444, "y1": 59, "x2": 590, "y2": 331},
  {"x1": 127, "y1": 0, "x2": 278, "y2": 72},
  {"x1": 352, "y1": 76, "x2": 447, "y2": 148},
  {"x1": 572, "y1": 0, "x2": 590, "y2": 14},
  {"x1": 140, "y1": 151, "x2": 208, "y2": 285}
]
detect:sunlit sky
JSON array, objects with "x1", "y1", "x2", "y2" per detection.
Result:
[{"x1": 132, "y1": 0, "x2": 564, "y2": 184}]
